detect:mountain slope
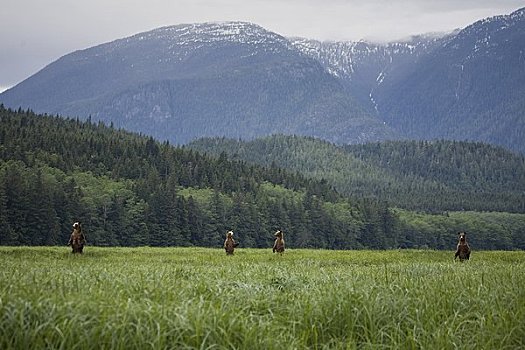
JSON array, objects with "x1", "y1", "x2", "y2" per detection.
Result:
[
  {"x1": 0, "y1": 22, "x2": 394, "y2": 144},
  {"x1": 290, "y1": 8, "x2": 525, "y2": 153},
  {"x1": 189, "y1": 135, "x2": 525, "y2": 213},
  {"x1": 290, "y1": 33, "x2": 451, "y2": 114},
  {"x1": 376, "y1": 8, "x2": 525, "y2": 153},
  {"x1": 2, "y1": 10, "x2": 525, "y2": 152}
]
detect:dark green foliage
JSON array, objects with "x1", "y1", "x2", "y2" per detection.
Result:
[
  {"x1": 0, "y1": 106, "x2": 400, "y2": 249},
  {"x1": 398, "y1": 210, "x2": 525, "y2": 250},
  {"x1": 2, "y1": 107, "x2": 524, "y2": 250},
  {"x1": 345, "y1": 140, "x2": 525, "y2": 212},
  {"x1": 189, "y1": 135, "x2": 525, "y2": 213},
  {"x1": 188, "y1": 135, "x2": 525, "y2": 249}
]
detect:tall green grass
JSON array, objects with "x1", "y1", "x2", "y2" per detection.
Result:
[{"x1": 1, "y1": 247, "x2": 524, "y2": 349}]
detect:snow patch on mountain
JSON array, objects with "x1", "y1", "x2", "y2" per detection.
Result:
[
  {"x1": 289, "y1": 34, "x2": 452, "y2": 111},
  {"x1": 446, "y1": 7, "x2": 525, "y2": 57},
  {"x1": 289, "y1": 34, "x2": 450, "y2": 82},
  {"x1": 127, "y1": 21, "x2": 292, "y2": 52}
]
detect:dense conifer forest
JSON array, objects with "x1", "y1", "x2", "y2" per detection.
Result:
[
  {"x1": 1, "y1": 106, "x2": 524, "y2": 250},
  {"x1": 0, "y1": 106, "x2": 391, "y2": 249},
  {"x1": 190, "y1": 136, "x2": 525, "y2": 213}
]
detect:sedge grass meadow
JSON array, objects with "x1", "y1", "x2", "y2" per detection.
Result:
[{"x1": 0, "y1": 247, "x2": 524, "y2": 349}]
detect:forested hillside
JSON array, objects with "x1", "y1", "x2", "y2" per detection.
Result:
[
  {"x1": 2, "y1": 107, "x2": 524, "y2": 250},
  {"x1": 189, "y1": 136, "x2": 525, "y2": 213},
  {"x1": 0, "y1": 106, "x2": 401, "y2": 249},
  {"x1": 345, "y1": 140, "x2": 525, "y2": 212}
]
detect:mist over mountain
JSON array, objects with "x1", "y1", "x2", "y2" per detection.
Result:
[{"x1": 1, "y1": 8, "x2": 525, "y2": 151}]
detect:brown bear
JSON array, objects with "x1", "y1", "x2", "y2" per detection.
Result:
[
  {"x1": 273, "y1": 230, "x2": 285, "y2": 253},
  {"x1": 224, "y1": 230, "x2": 239, "y2": 255},
  {"x1": 68, "y1": 222, "x2": 86, "y2": 254},
  {"x1": 454, "y1": 231, "x2": 471, "y2": 262}
]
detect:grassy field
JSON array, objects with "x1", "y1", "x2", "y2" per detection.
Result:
[{"x1": 0, "y1": 247, "x2": 524, "y2": 349}]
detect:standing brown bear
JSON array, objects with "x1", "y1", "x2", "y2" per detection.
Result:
[
  {"x1": 68, "y1": 222, "x2": 86, "y2": 254},
  {"x1": 454, "y1": 231, "x2": 471, "y2": 261},
  {"x1": 224, "y1": 230, "x2": 239, "y2": 255},
  {"x1": 273, "y1": 230, "x2": 285, "y2": 253}
]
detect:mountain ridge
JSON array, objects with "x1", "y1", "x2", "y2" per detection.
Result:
[
  {"x1": 290, "y1": 8, "x2": 525, "y2": 152},
  {"x1": 0, "y1": 21, "x2": 394, "y2": 145},
  {"x1": 1, "y1": 8, "x2": 525, "y2": 151},
  {"x1": 376, "y1": 6, "x2": 525, "y2": 152}
]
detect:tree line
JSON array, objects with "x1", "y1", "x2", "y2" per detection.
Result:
[
  {"x1": 0, "y1": 106, "x2": 394, "y2": 249},
  {"x1": 1, "y1": 106, "x2": 524, "y2": 250}
]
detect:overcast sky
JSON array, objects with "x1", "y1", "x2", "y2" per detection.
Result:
[{"x1": 1, "y1": 0, "x2": 523, "y2": 91}]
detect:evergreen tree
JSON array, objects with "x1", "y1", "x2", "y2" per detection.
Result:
[
  {"x1": 2, "y1": 106, "x2": 524, "y2": 250},
  {"x1": 0, "y1": 177, "x2": 16, "y2": 245},
  {"x1": 3, "y1": 162, "x2": 29, "y2": 244}
]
